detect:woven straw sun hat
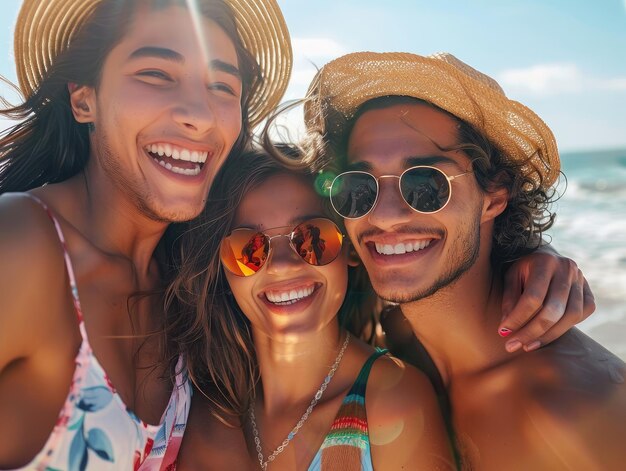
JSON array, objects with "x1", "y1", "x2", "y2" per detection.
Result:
[
  {"x1": 305, "y1": 51, "x2": 560, "y2": 188},
  {"x1": 14, "y1": 0, "x2": 293, "y2": 128}
]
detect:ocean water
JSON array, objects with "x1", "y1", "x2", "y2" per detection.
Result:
[{"x1": 547, "y1": 149, "x2": 626, "y2": 360}]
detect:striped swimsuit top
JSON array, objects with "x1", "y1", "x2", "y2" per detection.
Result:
[
  {"x1": 308, "y1": 349, "x2": 387, "y2": 471},
  {"x1": 7, "y1": 194, "x2": 191, "y2": 471}
]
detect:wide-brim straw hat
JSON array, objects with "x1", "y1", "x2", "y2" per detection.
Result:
[
  {"x1": 14, "y1": 0, "x2": 292, "y2": 128},
  {"x1": 305, "y1": 52, "x2": 560, "y2": 188}
]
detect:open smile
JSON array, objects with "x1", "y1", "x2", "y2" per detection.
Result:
[
  {"x1": 264, "y1": 284, "x2": 316, "y2": 306},
  {"x1": 259, "y1": 282, "x2": 321, "y2": 313},
  {"x1": 145, "y1": 142, "x2": 212, "y2": 177},
  {"x1": 365, "y1": 238, "x2": 439, "y2": 266},
  {"x1": 374, "y1": 239, "x2": 432, "y2": 255}
]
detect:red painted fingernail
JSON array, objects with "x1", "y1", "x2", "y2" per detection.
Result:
[{"x1": 499, "y1": 328, "x2": 513, "y2": 337}]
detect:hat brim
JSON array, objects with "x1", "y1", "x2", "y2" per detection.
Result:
[
  {"x1": 14, "y1": 0, "x2": 292, "y2": 128},
  {"x1": 305, "y1": 52, "x2": 560, "y2": 188}
]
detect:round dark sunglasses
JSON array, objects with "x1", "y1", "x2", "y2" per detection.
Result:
[
  {"x1": 220, "y1": 217, "x2": 344, "y2": 277},
  {"x1": 329, "y1": 165, "x2": 472, "y2": 219}
]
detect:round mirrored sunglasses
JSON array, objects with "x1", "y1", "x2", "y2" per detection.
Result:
[{"x1": 220, "y1": 217, "x2": 344, "y2": 277}]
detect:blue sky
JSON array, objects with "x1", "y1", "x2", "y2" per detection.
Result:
[{"x1": 1, "y1": 0, "x2": 626, "y2": 152}]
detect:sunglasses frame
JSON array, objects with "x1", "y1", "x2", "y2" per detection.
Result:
[
  {"x1": 329, "y1": 165, "x2": 473, "y2": 220},
  {"x1": 220, "y1": 217, "x2": 344, "y2": 277}
]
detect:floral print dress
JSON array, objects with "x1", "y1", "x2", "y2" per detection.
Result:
[{"x1": 6, "y1": 194, "x2": 191, "y2": 471}]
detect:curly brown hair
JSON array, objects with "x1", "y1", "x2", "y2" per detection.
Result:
[{"x1": 304, "y1": 95, "x2": 558, "y2": 267}]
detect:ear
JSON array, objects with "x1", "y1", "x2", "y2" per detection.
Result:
[
  {"x1": 481, "y1": 187, "x2": 508, "y2": 224},
  {"x1": 346, "y1": 241, "x2": 361, "y2": 267},
  {"x1": 68, "y1": 83, "x2": 96, "y2": 124}
]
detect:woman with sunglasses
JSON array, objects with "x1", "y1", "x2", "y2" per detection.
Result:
[{"x1": 172, "y1": 147, "x2": 456, "y2": 470}]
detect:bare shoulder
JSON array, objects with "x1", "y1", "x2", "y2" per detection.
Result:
[
  {"x1": 366, "y1": 353, "x2": 456, "y2": 470},
  {"x1": 0, "y1": 192, "x2": 72, "y2": 364},
  {"x1": 178, "y1": 391, "x2": 254, "y2": 471},
  {"x1": 510, "y1": 330, "x2": 626, "y2": 468},
  {"x1": 515, "y1": 329, "x2": 626, "y2": 405},
  {"x1": 366, "y1": 351, "x2": 437, "y2": 412}
]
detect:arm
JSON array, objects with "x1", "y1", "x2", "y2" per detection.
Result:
[
  {"x1": 499, "y1": 243, "x2": 595, "y2": 352},
  {"x1": 367, "y1": 356, "x2": 456, "y2": 470},
  {"x1": 0, "y1": 194, "x2": 72, "y2": 465}
]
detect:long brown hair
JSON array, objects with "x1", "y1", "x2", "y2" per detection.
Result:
[
  {"x1": 0, "y1": 0, "x2": 261, "y2": 194},
  {"x1": 164, "y1": 146, "x2": 378, "y2": 423}
]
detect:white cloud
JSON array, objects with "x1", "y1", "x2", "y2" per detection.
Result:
[
  {"x1": 292, "y1": 38, "x2": 347, "y2": 60},
  {"x1": 498, "y1": 63, "x2": 584, "y2": 95},
  {"x1": 498, "y1": 63, "x2": 626, "y2": 96},
  {"x1": 604, "y1": 78, "x2": 626, "y2": 90}
]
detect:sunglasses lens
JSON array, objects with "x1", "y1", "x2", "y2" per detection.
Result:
[
  {"x1": 220, "y1": 230, "x2": 270, "y2": 276},
  {"x1": 400, "y1": 167, "x2": 450, "y2": 213},
  {"x1": 292, "y1": 218, "x2": 343, "y2": 266},
  {"x1": 330, "y1": 172, "x2": 377, "y2": 218}
]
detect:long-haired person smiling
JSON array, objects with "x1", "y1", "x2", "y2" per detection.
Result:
[
  {"x1": 0, "y1": 0, "x2": 291, "y2": 469},
  {"x1": 173, "y1": 148, "x2": 456, "y2": 470}
]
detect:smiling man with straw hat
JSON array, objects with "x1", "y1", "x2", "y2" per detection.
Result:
[
  {"x1": 0, "y1": 0, "x2": 291, "y2": 468},
  {"x1": 304, "y1": 51, "x2": 626, "y2": 470}
]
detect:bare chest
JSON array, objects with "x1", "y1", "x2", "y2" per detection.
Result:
[{"x1": 72, "y1": 253, "x2": 172, "y2": 426}]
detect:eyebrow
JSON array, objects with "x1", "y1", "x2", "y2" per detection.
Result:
[
  {"x1": 211, "y1": 59, "x2": 241, "y2": 80},
  {"x1": 129, "y1": 46, "x2": 185, "y2": 63},
  {"x1": 236, "y1": 214, "x2": 328, "y2": 232},
  {"x1": 346, "y1": 155, "x2": 461, "y2": 172},
  {"x1": 128, "y1": 47, "x2": 241, "y2": 80}
]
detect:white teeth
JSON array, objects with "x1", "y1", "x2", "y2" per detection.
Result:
[
  {"x1": 265, "y1": 285, "x2": 315, "y2": 305},
  {"x1": 155, "y1": 158, "x2": 201, "y2": 176},
  {"x1": 146, "y1": 143, "x2": 209, "y2": 164},
  {"x1": 394, "y1": 243, "x2": 406, "y2": 254},
  {"x1": 375, "y1": 239, "x2": 432, "y2": 255}
]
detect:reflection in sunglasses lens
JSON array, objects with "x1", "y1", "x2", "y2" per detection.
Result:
[
  {"x1": 220, "y1": 219, "x2": 343, "y2": 277},
  {"x1": 401, "y1": 167, "x2": 450, "y2": 212},
  {"x1": 331, "y1": 173, "x2": 377, "y2": 218}
]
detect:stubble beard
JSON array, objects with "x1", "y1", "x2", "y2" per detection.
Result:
[
  {"x1": 95, "y1": 129, "x2": 204, "y2": 224},
  {"x1": 368, "y1": 210, "x2": 482, "y2": 304}
]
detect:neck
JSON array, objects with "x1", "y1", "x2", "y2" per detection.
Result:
[
  {"x1": 401, "y1": 251, "x2": 516, "y2": 387},
  {"x1": 66, "y1": 164, "x2": 169, "y2": 280},
  {"x1": 252, "y1": 322, "x2": 346, "y2": 415}
]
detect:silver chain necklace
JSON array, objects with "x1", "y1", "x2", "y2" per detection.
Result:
[{"x1": 249, "y1": 332, "x2": 351, "y2": 471}]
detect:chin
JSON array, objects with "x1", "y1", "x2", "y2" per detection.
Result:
[{"x1": 140, "y1": 197, "x2": 206, "y2": 223}]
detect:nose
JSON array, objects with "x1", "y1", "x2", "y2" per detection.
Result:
[
  {"x1": 367, "y1": 177, "x2": 414, "y2": 230},
  {"x1": 171, "y1": 84, "x2": 217, "y2": 135},
  {"x1": 264, "y1": 235, "x2": 306, "y2": 276}
]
